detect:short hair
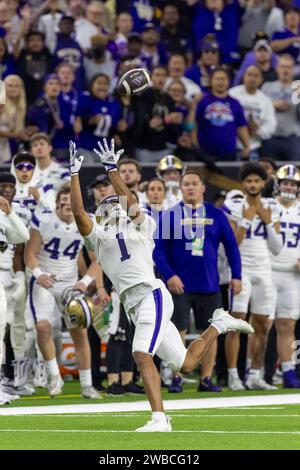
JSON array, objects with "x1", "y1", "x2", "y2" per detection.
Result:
[
  {"x1": 25, "y1": 30, "x2": 45, "y2": 41},
  {"x1": 30, "y1": 132, "x2": 52, "y2": 146},
  {"x1": 210, "y1": 65, "x2": 231, "y2": 82},
  {"x1": 151, "y1": 65, "x2": 168, "y2": 76},
  {"x1": 239, "y1": 162, "x2": 268, "y2": 181},
  {"x1": 259, "y1": 157, "x2": 277, "y2": 172},
  {"x1": 56, "y1": 183, "x2": 70, "y2": 203},
  {"x1": 90, "y1": 73, "x2": 110, "y2": 89},
  {"x1": 146, "y1": 177, "x2": 166, "y2": 193},
  {"x1": 118, "y1": 158, "x2": 141, "y2": 173},
  {"x1": 180, "y1": 170, "x2": 205, "y2": 184}
]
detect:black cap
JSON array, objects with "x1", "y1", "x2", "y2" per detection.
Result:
[
  {"x1": 60, "y1": 15, "x2": 75, "y2": 23},
  {"x1": 90, "y1": 174, "x2": 111, "y2": 189},
  {"x1": 0, "y1": 172, "x2": 16, "y2": 185},
  {"x1": 13, "y1": 151, "x2": 36, "y2": 167},
  {"x1": 127, "y1": 32, "x2": 142, "y2": 42}
]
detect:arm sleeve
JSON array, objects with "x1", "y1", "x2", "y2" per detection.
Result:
[
  {"x1": 219, "y1": 210, "x2": 242, "y2": 280},
  {"x1": 6, "y1": 211, "x2": 29, "y2": 244},
  {"x1": 266, "y1": 224, "x2": 283, "y2": 255}
]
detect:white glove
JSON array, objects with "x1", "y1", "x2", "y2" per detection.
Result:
[
  {"x1": 93, "y1": 138, "x2": 124, "y2": 173},
  {"x1": 69, "y1": 140, "x2": 84, "y2": 175},
  {"x1": 12, "y1": 271, "x2": 26, "y2": 302}
]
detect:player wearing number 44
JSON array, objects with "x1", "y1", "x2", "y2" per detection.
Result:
[
  {"x1": 70, "y1": 138, "x2": 254, "y2": 433},
  {"x1": 24, "y1": 184, "x2": 102, "y2": 400},
  {"x1": 223, "y1": 162, "x2": 283, "y2": 392}
]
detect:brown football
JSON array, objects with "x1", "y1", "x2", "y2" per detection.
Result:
[{"x1": 117, "y1": 68, "x2": 151, "y2": 96}]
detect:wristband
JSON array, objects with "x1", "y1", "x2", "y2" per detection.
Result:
[
  {"x1": 14, "y1": 271, "x2": 25, "y2": 280},
  {"x1": 239, "y1": 218, "x2": 251, "y2": 230},
  {"x1": 32, "y1": 267, "x2": 44, "y2": 279},
  {"x1": 80, "y1": 274, "x2": 94, "y2": 287}
]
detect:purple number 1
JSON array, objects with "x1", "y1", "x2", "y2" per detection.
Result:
[{"x1": 116, "y1": 232, "x2": 131, "y2": 262}]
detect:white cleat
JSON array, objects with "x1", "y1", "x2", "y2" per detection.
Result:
[
  {"x1": 135, "y1": 416, "x2": 172, "y2": 432},
  {"x1": 228, "y1": 375, "x2": 245, "y2": 391},
  {"x1": 81, "y1": 386, "x2": 102, "y2": 399},
  {"x1": 13, "y1": 358, "x2": 33, "y2": 388},
  {"x1": 33, "y1": 359, "x2": 48, "y2": 388},
  {"x1": 0, "y1": 390, "x2": 20, "y2": 403},
  {"x1": 48, "y1": 375, "x2": 64, "y2": 397},
  {"x1": 245, "y1": 376, "x2": 277, "y2": 390},
  {"x1": 210, "y1": 308, "x2": 254, "y2": 335}
]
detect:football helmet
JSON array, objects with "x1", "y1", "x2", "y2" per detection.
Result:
[
  {"x1": 156, "y1": 155, "x2": 185, "y2": 178},
  {"x1": 95, "y1": 195, "x2": 127, "y2": 224},
  {"x1": 275, "y1": 164, "x2": 300, "y2": 200},
  {"x1": 61, "y1": 287, "x2": 95, "y2": 329}
]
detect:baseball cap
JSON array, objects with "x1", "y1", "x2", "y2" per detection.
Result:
[
  {"x1": 142, "y1": 22, "x2": 156, "y2": 32},
  {"x1": 90, "y1": 174, "x2": 111, "y2": 189},
  {"x1": 253, "y1": 39, "x2": 272, "y2": 53},
  {"x1": 201, "y1": 41, "x2": 219, "y2": 52}
]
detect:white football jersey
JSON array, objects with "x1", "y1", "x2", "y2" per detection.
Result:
[
  {"x1": 34, "y1": 161, "x2": 70, "y2": 192},
  {"x1": 224, "y1": 197, "x2": 281, "y2": 269},
  {"x1": 84, "y1": 214, "x2": 157, "y2": 309},
  {"x1": 0, "y1": 203, "x2": 31, "y2": 270},
  {"x1": 30, "y1": 211, "x2": 83, "y2": 280},
  {"x1": 271, "y1": 199, "x2": 300, "y2": 272}
]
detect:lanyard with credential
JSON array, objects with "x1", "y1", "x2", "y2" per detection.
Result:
[{"x1": 182, "y1": 204, "x2": 206, "y2": 256}]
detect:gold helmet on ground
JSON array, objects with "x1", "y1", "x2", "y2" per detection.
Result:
[
  {"x1": 156, "y1": 155, "x2": 185, "y2": 178},
  {"x1": 61, "y1": 288, "x2": 95, "y2": 329}
]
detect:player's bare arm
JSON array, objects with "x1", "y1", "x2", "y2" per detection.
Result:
[
  {"x1": 93, "y1": 138, "x2": 145, "y2": 224},
  {"x1": 75, "y1": 250, "x2": 101, "y2": 292},
  {"x1": 69, "y1": 140, "x2": 93, "y2": 236},
  {"x1": 24, "y1": 229, "x2": 56, "y2": 289}
]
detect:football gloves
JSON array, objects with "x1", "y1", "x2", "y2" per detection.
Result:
[
  {"x1": 69, "y1": 140, "x2": 84, "y2": 175},
  {"x1": 93, "y1": 138, "x2": 124, "y2": 173}
]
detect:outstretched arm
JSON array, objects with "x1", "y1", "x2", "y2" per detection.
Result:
[
  {"x1": 69, "y1": 141, "x2": 93, "y2": 236},
  {"x1": 94, "y1": 138, "x2": 145, "y2": 224}
]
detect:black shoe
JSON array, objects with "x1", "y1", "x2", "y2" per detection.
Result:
[
  {"x1": 107, "y1": 382, "x2": 126, "y2": 396},
  {"x1": 123, "y1": 381, "x2": 145, "y2": 395},
  {"x1": 93, "y1": 383, "x2": 107, "y2": 392}
]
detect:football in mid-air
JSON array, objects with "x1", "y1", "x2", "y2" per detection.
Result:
[{"x1": 117, "y1": 68, "x2": 151, "y2": 96}]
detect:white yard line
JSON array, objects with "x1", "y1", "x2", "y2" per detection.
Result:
[
  {"x1": 1, "y1": 429, "x2": 300, "y2": 435},
  {"x1": 1, "y1": 393, "x2": 300, "y2": 416}
]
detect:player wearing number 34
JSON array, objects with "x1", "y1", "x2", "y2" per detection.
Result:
[{"x1": 70, "y1": 138, "x2": 254, "y2": 433}]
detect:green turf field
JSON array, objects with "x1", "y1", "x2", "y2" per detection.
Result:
[{"x1": 1, "y1": 382, "x2": 300, "y2": 450}]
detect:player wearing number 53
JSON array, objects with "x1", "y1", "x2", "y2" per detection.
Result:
[
  {"x1": 24, "y1": 184, "x2": 102, "y2": 400},
  {"x1": 70, "y1": 138, "x2": 254, "y2": 433}
]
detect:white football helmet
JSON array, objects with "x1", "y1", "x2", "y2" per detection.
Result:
[{"x1": 95, "y1": 195, "x2": 127, "y2": 224}]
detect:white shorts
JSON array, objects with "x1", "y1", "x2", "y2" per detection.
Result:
[
  {"x1": 130, "y1": 282, "x2": 187, "y2": 372},
  {"x1": 232, "y1": 269, "x2": 274, "y2": 316},
  {"x1": 270, "y1": 270, "x2": 300, "y2": 321},
  {"x1": 27, "y1": 277, "x2": 76, "y2": 325},
  {"x1": 0, "y1": 270, "x2": 15, "y2": 324}
]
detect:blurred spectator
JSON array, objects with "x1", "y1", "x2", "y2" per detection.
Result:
[
  {"x1": 139, "y1": 22, "x2": 168, "y2": 70},
  {"x1": 234, "y1": 37, "x2": 278, "y2": 85},
  {"x1": 133, "y1": 65, "x2": 183, "y2": 162},
  {"x1": 68, "y1": 0, "x2": 98, "y2": 51},
  {"x1": 26, "y1": 74, "x2": 63, "y2": 139},
  {"x1": 122, "y1": 0, "x2": 155, "y2": 33},
  {"x1": 188, "y1": 0, "x2": 244, "y2": 63},
  {"x1": 14, "y1": 30, "x2": 52, "y2": 105},
  {"x1": 229, "y1": 65, "x2": 276, "y2": 159},
  {"x1": 262, "y1": 54, "x2": 300, "y2": 160},
  {"x1": 86, "y1": 0, "x2": 111, "y2": 35},
  {"x1": 110, "y1": 12, "x2": 133, "y2": 58},
  {"x1": 195, "y1": 67, "x2": 250, "y2": 161},
  {"x1": 53, "y1": 15, "x2": 85, "y2": 91},
  {"x1": 53, "y1": 63, "x2": 78, "y2": 159},
  {"x1": 0, "y1": 36, "x2": 15, "y2": 79},
  {"x1": 37, "y1": 0, "x2": 63, "y2": 53},
  {"x1": 0, "y1": 75, "x2": 27, "y2": 163},
  {"x1": 160, "y1": 3, "x2": 193, "y2": 66},
  {"x1": 74, "y1": 73, "x2": 122, "y2": 162},
  {"x1": 165, "y1": 53, "x2": 202, "y2": 101},
  {"x1": 238, "y1": 0, "x2": 284, "y2": 55},
  {"x1": 259, "y1": 157, "x2": 277, "y2": 197},
  {"x1": 144, "y1": 177, "x2": 166, "y2": 212},
  {"x1": 0, "y1": 0, "x2": 12, "y2": 39},
  {"x1": 185, "y1": 35, "x2": 220, "y2": 92},
  {"x1": 127, "y1": 31, "x2": 143, "y2": 59},
  {"x1": 84, "y1": 34, "x2": 117, "y2": 84},
  {"x1": 271, "y1": 6, "x2": 300, "y2": 70}
]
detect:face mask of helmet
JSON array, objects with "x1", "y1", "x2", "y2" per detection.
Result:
[
  {"x1": 278, "y1": 184, "x2": 298, "y2": 201},
  {"x1": 61, "y1": 287, "x2": 95, "y2": 329},
  {"x1": 95, "y1": 195, "x2": 126, "y2": 224},
  {"x1": 165, "y1": 180, "x2": 180, "y2": 191}
]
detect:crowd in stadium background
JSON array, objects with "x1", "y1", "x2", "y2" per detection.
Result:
[{"x1": 1, "y1": 0, "x2": 300, "y2": 405}]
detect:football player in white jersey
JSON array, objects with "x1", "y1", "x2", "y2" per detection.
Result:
[
  {"x1": 271, "y1": 164, "x2": 300, "y2": 388},
  {"x1": 0, "y1": 173, "x2": 29, "y2": 403},
  {"x1": 224, "y1": 162, "x2": 283, "y2": 391},
  {"x1": 24, "y1": 184, "x2": 101, "y2": 399},
  {"x1": 156, "y1": 155, "x2": 184, "y2": 209},
  {"x1": 70, "y1": 138, "x2": 254, "y2": 432},
  {"x1": 30, "y1": 133, "x2": 70, "y2": 192}
]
